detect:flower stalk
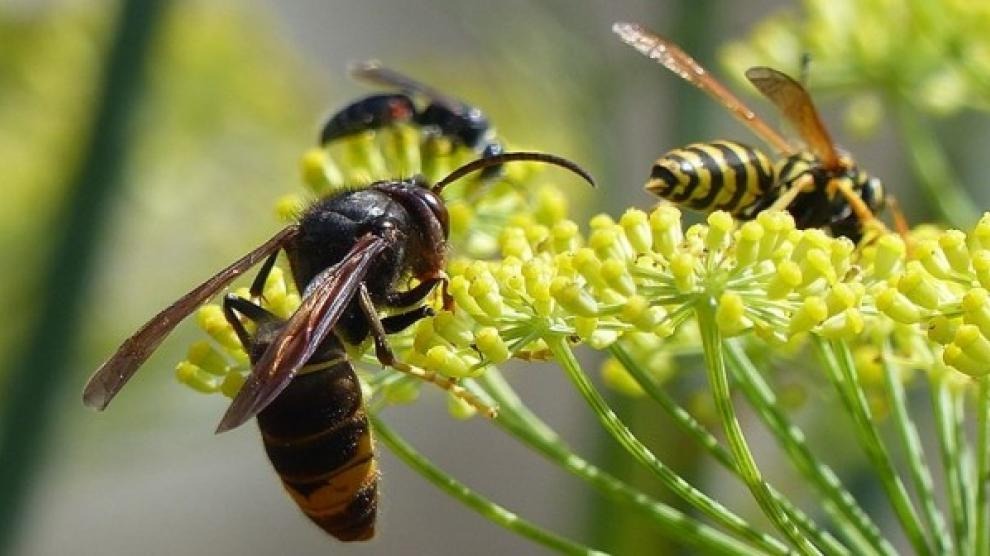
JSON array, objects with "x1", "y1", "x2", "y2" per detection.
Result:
[
  {"x1": 817, "y1": 339, "x2": 933, "y2": 556},
  {"x1": 696, "y1": 299, "x2": 821, "y2": 556},
  {"x1": 547, "y1": 337, "x2": 792, "y2": 555},
  {"x1": 611, "y1": 342, "x2": 851, "y2": 556},
  {"x1": 476, "y1": 370, "x2": 766, "y2": 556},
  {"x1": 976, "y1": 377, "x2": 990, "y2": 556},
  {"x1": 725, "y1": 340, "x2": 896, "y2": 556},
  {"x1": 370, "y1": 415, "x2": 607, "y2": 556},
  {"x1": 931, "y1": 372, "x2": 971, "y2": 553},
  {"x1": 881, "y1": 344, "x2": 953, "y2": 554}
]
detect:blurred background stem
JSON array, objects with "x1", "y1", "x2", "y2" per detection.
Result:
[
  {"x1": 371, "y1": 416, "x2": 606, "y2": 555},
  {"x1": 893, "y1": 99, "x2": 978, "y2": 228},
  {"x1": 0, "y1": 1, "x2": 167, "y2": 553}
]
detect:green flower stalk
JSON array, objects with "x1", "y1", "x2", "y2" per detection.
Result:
[{"x1": 168, "y1": 96, "x2": 990, "y2": 553}]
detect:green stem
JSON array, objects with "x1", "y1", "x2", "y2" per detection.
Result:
[
  {"x1": 880, "y1": 345, "x2": 952, "y2": 555},
  {"x1": 725, "y1": 341, "x2": 896, "y2": 556},
  {"x1": 976, "y1": 377, "x2": 990, "y2": 556},
  {"x1": 892, "y1": 98, "x2": 978, "y2": 227},
  {"x1": 931, "y1": 373, "x2": 970, "y2": 554},
  {"x1": 610, "y1": 343, "x2": 851, "y2": 556},
  {"x1": 371, "y1": 415, "x2": 606, "y2": 555},
  {"x1": 695, "y1": 301, "x2": 821, "y2": 556},
  {"x1": 545, "y1": 337, "x2": 792, "y2": 555},
  {"x1": 815, "y1": 339, "x2": 932, "y2": 556},
  {"x1": 0, "y1": 2, "x2": 168, "y2": 553},
  {"x1": 477, "y1": 370, "x2": 766, "y2": 556},
  {"x1": 956, "y1": 387, "x2": 976, "y2": 556}
]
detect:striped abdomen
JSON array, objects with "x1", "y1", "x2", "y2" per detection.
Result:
[
  {"x1": 646, "y1": 140, "x2": 775, "y2": 218},
  {"x1": 256, "y1": 360, "x2": 377, "y2": 541}
]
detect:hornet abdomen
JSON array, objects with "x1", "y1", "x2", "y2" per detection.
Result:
[{"x1": 256, "y1": 358, "x2": 378, "y2": 542}]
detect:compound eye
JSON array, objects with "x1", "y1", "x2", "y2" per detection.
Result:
[{"x1": 420, "y1": 189, "x2": 449, "y2": 238}]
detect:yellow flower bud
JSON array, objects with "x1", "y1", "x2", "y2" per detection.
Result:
[
  {"x1": 875, "y1": 287, "x2": 923, "y2": 324},
  {"x1": 427, "y1": 346, "x2": 475, "y2": 378},
  {"x1": 649, "y1": 205, "x2": 683, "y2": 258},
  {"x1": 619, "y1": 209, "x2": 653, "y2": 253},
  {"x1": 175, "y1": 362, "x2": 219, "y2": 394},
  {"x1": 789, "y1": 296, "x2": 828, "y2": 336},
  {"x1": 475, "y1": 327, "x2": 510, "y2": 364}
]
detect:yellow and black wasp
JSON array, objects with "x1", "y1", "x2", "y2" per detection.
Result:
[{"x1": 614, "y1": 22, "x2": 901, "y2": 242}]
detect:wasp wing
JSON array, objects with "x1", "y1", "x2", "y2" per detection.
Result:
[
  {"x1": 82, "y1": 226, "x2": 300, "y2": 410},
  {"x1": 613, "y1": 22, "x2": 793, "y2": 155},
  {"x1": 215, "y1": 233, "x2": 390, "y2": 433},
  {"x1": 745, "y1": 66, "x2": 841, "y2": 169},
  {"x1": 350, "y1": 60, "x2": 468, "y2": 113}
]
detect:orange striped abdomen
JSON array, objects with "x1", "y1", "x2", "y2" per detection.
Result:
[
  {"x1": 646, "y1": 140, "x2": 775, "y2": 218},
  {"x1": 256, "y1": 362, "x2": 377, "y2": 542}
]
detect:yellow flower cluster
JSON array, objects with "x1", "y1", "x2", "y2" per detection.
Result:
[{"x1": 408, "y1": 205, "x2": 990, "y2": 384}]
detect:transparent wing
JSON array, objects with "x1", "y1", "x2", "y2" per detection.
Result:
[
  {"x1": 612, "y1": 22, "x2": 793, "y2": 155},
  {"x1": 349, "y1": 60, "x2": 467, "y2": 112},
  {"x1": 82, "y1": 226, "x2": 300, "y2": 410},
  {"x1": 745, "y1": 66, "x2": 840, "y2": 169}
]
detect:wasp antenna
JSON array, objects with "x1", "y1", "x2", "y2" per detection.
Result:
[{"x1": 433, "y1": 152, "x2": 596, "y2": 194}]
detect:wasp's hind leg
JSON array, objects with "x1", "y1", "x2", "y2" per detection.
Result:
[
  {"x1": 885, "y1": 194, "x2": 911, "y2": 243},
  {"x1": 830, "y1": 178, "x2": 886, "y2": 233},
  {"x1": 381, "y1": 306, "x2": 435, "y2": 334},
  {"x1": 764, "y1": 173, "x2": 813, "y2": 214},
  {"x1": 356, "y1": 283, "x2": 496, "y2": 418},
  {"x1": 221, "y1": 293, "x2": 282, "y2": 350},
  {"x1": 248, "y1": 249, "x2": 283, "y2": 299}
]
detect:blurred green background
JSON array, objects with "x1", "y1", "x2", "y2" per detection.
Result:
[{"x1": 1, "y1": 0, "x2": 984, "y2": 554}]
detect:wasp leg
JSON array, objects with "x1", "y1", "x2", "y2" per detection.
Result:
[
  {"x1": 222, "y1": 293, "x2": 281, "y2": 349},
  {"x1": 382, "y1": 306, "x2": 435, "y2": 334},
  {"x1": 885, "y1": 194, "x2": 911, "y2": 241},
  {"x1": 384, "y1": 276, "x2": 445, "y2": 308},
  {"x1": 248, "y1": 248, "x2": 282, "y2": 299},
  {"x1": 829, "y1": 178, "x2": 885, "y2": 231},
  {"x1": 764, "y1": 173, "x2": 813, "y2": 214},
  {"x1": 357, "y1": 283, "x2": 496, "y2": 418}
]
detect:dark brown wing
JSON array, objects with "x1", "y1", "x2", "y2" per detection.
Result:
[
  {"x1": 82, "y1": 226, "x2": 300, "y2": 410},
  {"x1": 745, "y1": 66, "x2": 840, "y2": 169},
  {"x1": 349, "y1": 60, "x2": 467, "y2": 112},
  {"x1": 612, "y1": 22, "x2": 793, "y2": 155},
  {"x1": 215, "y1": 233, "x2": 390, "y2": 433}
]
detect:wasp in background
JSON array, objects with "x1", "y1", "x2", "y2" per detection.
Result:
[
  {"x1": 614, "y1": 22, "x2": 904, "y2": 243},
  {"x1": 83, "y1": 150, "x2": 594, "y2": 542},
  {"x1": 321, "y1": 61, "x2": 505, "y2": 178}
]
